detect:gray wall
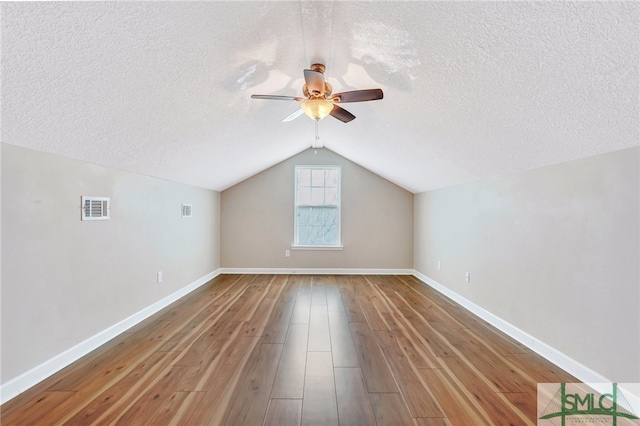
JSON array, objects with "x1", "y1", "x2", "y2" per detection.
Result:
[
  {"x1": 221, "y1": 148, "x2": 413, "y2": 270},
  {"x1": 1, "y1": 144, "x2": 221, "y2": 383},
  {"x1": 414, "y1": 147, "x2": 639, "y2": 382}
]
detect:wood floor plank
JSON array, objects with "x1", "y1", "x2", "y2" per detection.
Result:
[
  {"x1": 308, "y1": 304, "x2": 332, "y2": 351},
  {"x1": 1, "y1": 274, "x2": 577, "y2": 425},
  {"x1": 504, "y1": 351, "x2": 577, "y2": 384},
  {"x1": 301, "y1": 351, "x2": 338, "y2": 426},
  {"x1": 222, "y1": 343, "x2": 283, "y2": 425},
  {"x1": 147, "y1": 391, "x2": 193, "y2": 425},
  {"x1": 264, "y1": 399, "x2": 303, "y2": 426},
  {"x1": 61, "y1": 350, "x2": 180, "y2": 425},
  {"x1": 271, "y1": 323, "x2": 309, "y2": 398},
  {"x1": 324, "y1": 275, "x2": 345, "y2": 312},
  {"x1": 260, "y1": 299, "x2": 296, "y2": 344},
  {"x1": 199, "y1": 331, "x2": 259, "y2": 391},
  {"x1": 231, "y1": 284, "x2": 268, "y2": 322},
  {"x1": 441, "y1": 355, "x2": 533, "y2": 426},
  {"x1": 262, "y1": 274, "x2": 286, "y2": 299},
  {"x1": 338, "y1": 276, "x2": 368, "y2": 323},
  {"x1": 334, "y1": 368, "x2": 376, "y2": 426},
  {"x1": 358, "y1": 292, "x2": 390, "y2": 331},
  {"x1": 406, "y1": 316, "x2": 457, "y2": 358},
  {"x1": 375, "y1": 330, "x2": 444, "y2": 418},
  {"x1": 178, "y1": 336, "x2": 261, "y2": 425},
  {"x1": 394, "y1": 333, "x2": 435, "y2": 370},
  {"x1": 501, "y1": 391, "x2": 538, "y2": 423},
  {"x1": 291, "y1": 276, "x2": 312, "y2": 324},
  {"x1": 328, "y1": 310, "x2": 359, "y2": 367},
  {"x1": 311, "y1": 276, "x2": 328, "y2": 305},
  {"x1": 465, "y1": 322, "x2": 530, "y2": 355},
  {"x1": 413, "y1": 417, "x2": 453, "y2": 426},
  {"x1": 113, "y1": 364, "x2": 193, "y2": 425},
  {"x1": 0, "y1": 390, "x2": 76, "y2": 426},
  {"x1": 353, "y1": 276, "x2": 389, "y2": 331},
  {"x1": 374, "y1": 289, "x2": 444, "y2": 368},
  {"x1": 350, "y1": 321, "x2": 400, "y2": 393},
  {"x1": 239, "y1": 295, "x2": 280, "y2": 337},
  {"x1": 44, "y1": 335, "x2": 156, "y2": 392},
  {"x1": 446, "y1": 331, "x2": 529, "y2": 393},
  {"x1": 173, "y1": 318, "x2": 243, "y2": 368},
  {"x1": 368, "y1": 393, "x2": 414, "y2": 426},
  {"x1": 280, "y1": 275, "x2": 302, "y2": 301},
  {"x1": 417, "y1": 368, "x2": 489, "y2": 425}
]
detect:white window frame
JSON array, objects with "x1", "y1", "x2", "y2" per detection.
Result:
[{"x1": 293, "y1": 165, "x2": 343, "y2": 250}]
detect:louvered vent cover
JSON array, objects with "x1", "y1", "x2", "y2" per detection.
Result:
[
  {"x1": 81, "y1": 196, "x2": 110, "y2": 221},
  {"x1": 181, "y1": 204, "x2": 192, "y2": 218}
]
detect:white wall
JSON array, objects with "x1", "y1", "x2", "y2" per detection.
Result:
[
  {"x1": 1, "y1": 144, "x2": 221, "y2": 389},
  {"x1": 221, "y1": 148, "x2": 413, "y2": 270},
  {"x1": 414, "y1": 147, "x2": 639, "y2": 383}
]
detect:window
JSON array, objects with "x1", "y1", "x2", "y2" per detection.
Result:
[{"x1": 294, "y1": 166, "x2": 341, "y2": 247}]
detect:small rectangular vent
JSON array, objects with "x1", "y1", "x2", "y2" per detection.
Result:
[
  {"x1": 181, "y1": 204, "x2": 192, "y2": 218},
  {"x1": 82, "y1": 196, "x2": 110, "y2": 221}
]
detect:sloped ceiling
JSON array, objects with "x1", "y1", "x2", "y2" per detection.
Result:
[{"x1": 2, "y1": 2, "x2": 638, "y2": 193}]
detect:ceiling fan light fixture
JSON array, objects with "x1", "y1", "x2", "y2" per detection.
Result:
[{"x1": 301, "y1": 99, "x2": 333, "y2": 120}]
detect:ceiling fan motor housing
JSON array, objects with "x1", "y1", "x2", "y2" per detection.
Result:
[
  {"x1": 309, "y1": 63, "x2": 326, "y2": 73},
  {"x1": 303, "y1": 82, "x2": 332, "y2": 98}
]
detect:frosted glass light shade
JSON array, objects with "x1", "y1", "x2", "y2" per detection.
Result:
[{"x1": 301, "y1": 99, "x2": 333, "y2": 120}]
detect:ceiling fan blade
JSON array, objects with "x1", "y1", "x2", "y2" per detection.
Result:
[
  {"x1": 282, "y1": 108, "x2": 305, "y2": 122},
  {"x1": 251, "y1": 94, "x2": 303, "y2": 101},
  {"x1": 331, "y1": 88, "x2": 383, "y2": 103},
  {"x1": 330, "y1": 105, "x2": 356, "y2": 123},
  {"x1": 303, "y1": 69, "x2": 325, "y2": 96}
]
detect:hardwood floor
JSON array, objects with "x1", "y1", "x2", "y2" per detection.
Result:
[{"x1": 1, "y1": 275, "x2": 576, "y2": 425}]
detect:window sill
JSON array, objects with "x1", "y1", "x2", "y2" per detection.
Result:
[{"x1": 291, "y1": 245, "x2": 344, "y2": 251}]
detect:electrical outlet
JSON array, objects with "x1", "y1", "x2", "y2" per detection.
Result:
[
  {"x1": 437, "y1": 261, "x2": 441, "y2": 270},
  {"x1": 157, "y1": 271, "x2": 163, "y2": 283},
  {"x1": 465, "y1": 272, "x2": 470, "y2": 283},
  {"x1": 285, "y1": 250, "x2": 291, "y2": 258}
]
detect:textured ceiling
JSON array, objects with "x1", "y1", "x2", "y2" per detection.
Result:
[{"x1": 2, "y1": 2, "x2": 638, "y2": 193}]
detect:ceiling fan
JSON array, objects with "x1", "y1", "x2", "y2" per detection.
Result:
[{"x1": 251, "y1": 63, "x2": 383, "y2": 123}]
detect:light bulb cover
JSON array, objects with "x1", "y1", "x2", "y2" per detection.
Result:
[{"x1": 301, "y1": 99, "x2": 333, "y2": 120}]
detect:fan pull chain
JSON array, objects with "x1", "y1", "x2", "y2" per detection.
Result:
[{"x1": 314, "y1": 119, "x2": 320, "y2": 153}]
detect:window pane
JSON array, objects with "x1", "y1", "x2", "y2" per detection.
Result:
[
  {"x1": 298, "y1": 224, "x2": 310, "y2": 244},
  {"x1": 308, "y1": 226, "x2": 324, "y2": 244},
  {"x1": 298, "y1": 187, "x2": 311, "y2": 205},
  {"x1": 297, "y1": 168, "x2": 311, "y2": 187},
  {"x1": 326, "y1": 169, "x2": 338, "y2": 187},
  {"x1": 311, "y1": 169, "x2": 325, "y2": 187},
  {"x1": 325, "y1": 187, "x2": 338, "y2": 205},
  {"x1": 296, "y1": 207, "x2": 339, "y2": 245},
  {"x1": 324, "y1": 225, "x2": 338, "y2": 245},
  {"x1": 296, "y1": 207, "x2": 310, "y2": 226},
  {"x1": 311, "y1": 187, "x2": 324, "y2": 205},
  {"x1": 324, "y1": 207, "x2": 338, "y2": 225},
  {"x1": 323, "y1": 208, "x2": 339, "y2": 244},
  {"x1": 309, "y1": 207, "x2": 324, "y2": 226}
]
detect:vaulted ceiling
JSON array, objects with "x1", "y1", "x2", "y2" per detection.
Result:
[{"x1": 2, "y1": 2, "x2": 638, "y2": 193}]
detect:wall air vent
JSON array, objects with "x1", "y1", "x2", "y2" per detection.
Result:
[
  {"x1": 81, "y1": 196, "x2": 110, "y2": 221},
  {"x1": 181, "y1": 204, "x2": 192, "y2": 218}
]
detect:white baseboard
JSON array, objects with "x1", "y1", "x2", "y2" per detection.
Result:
[
  {"x1": 411, "y1": 270, "x2": 640, "y2": 408},
  {"x1": 412, "y1": 270, "x2": 610, "y2": 382},
  {"x1": 219, "y1": 267, "x2": 414, "y2": 275},
  {"x1": 0, "y1": 269, "x2": 220, "y2": 405}
]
